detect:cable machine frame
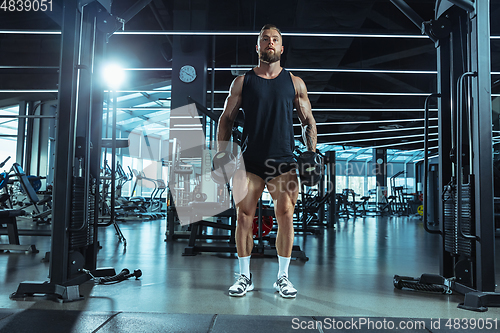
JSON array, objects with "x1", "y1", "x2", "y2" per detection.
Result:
[{"x1": 391, "y1": 0, "x2": 500, "y2": 312}]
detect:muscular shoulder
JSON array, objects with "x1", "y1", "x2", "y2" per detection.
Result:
[
  {"x1": 232, "y1": 74, "x2": 245, "y2": 86},
  {"x1": 290, "y1": 73, "x2": 307, "y2": 95},
  {"x1": 229, "y1": 74, "x2": 245, "y2": 95}
]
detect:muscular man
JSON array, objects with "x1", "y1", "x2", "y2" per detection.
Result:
[{"x1": 217, "y1": 24, "x2": 317, "y2": 298}]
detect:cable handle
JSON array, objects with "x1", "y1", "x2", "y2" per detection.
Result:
[
  {"x1": 81, "y1": 268, "x2": 142, "y2": 284},
  {"x1": 0, "y1": 156, "x2": 11, "y2": 169}
]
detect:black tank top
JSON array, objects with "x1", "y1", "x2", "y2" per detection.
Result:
[{"x1": 241, "y1": 68, "x2": 296, "y2": 165}]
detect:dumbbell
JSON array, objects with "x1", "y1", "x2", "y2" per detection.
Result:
[
  {"x1": 296, "y1": 151, "x2": 323, "y2": 187},
  {"x1": 211, "y1": 151, "x2": 238, "y2": 185}
]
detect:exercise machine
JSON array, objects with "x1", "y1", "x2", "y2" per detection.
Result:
[
  {"x1": 392, "y1": 0, "x2": 500, "y2": 311},
  {"x1": 357, "y1": 189, "x2": 380, "y2": 216},
  {"x1": 296, "y1": 187, "x2": 333, "y2": 234},
  {"x1": 0, "y1": 157, "x2": 52, "y2": 222},
  {"x1": 337, "y1": 189, "x2": 365, "y2": 218},
  {"x1": 11, "y1": 1, "x2": 120, "y2": 301}
]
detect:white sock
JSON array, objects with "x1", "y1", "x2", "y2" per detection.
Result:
[
  {"x1": 277, "y1": 255, "x2": 291, "y2": 279},
  {"x1": 238, "y1": 256, "x2": 251, "y2": 279}
]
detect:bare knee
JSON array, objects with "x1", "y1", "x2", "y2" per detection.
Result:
[
  {"x1": 237, "y1": 208, "x2": 256, "y2": 231},
  {"x1": 274, "y1": 197, "x2": 296, "y2": 220},
  {"x1": 277, "y1": 210, "x2": 293, "y2": 224},
  {"x1": 273, "y1": 206, "x2": 294, "y2": 233}
]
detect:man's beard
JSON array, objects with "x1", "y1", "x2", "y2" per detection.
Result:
[{"x1": 259, "y1": 48, "x2": 281, "y2": 63}]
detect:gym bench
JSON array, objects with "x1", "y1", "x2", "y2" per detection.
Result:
[{"x1": 0, "y1": 209, "x2": 38, "y2": 253}]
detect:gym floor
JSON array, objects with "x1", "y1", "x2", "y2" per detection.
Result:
[{"x1": 1, "y1": 215, "x2": 500, "y2": 332}]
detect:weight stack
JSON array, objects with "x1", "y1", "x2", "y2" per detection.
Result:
[
  {"x1": 443, "y1": 182, "x2": 473, "y2": 257},
  {"x1": 70, "y1": 177, "x2": 96, "y2": 249}
]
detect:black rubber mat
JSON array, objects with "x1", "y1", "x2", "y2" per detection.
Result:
[{"x1": 0, "y1": 309, "x2": 494, "y2": 333}]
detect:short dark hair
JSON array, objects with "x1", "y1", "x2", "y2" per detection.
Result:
[{"x1": 259, "y1": 24, "x2": 282, "y2": 38}]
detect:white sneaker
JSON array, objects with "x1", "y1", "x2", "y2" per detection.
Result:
[
  {"x1": 273, "y1": 276, "x2": 297, "y2": 298},
  {"x1": 228, "y1": 274, "x2": 254, "y2": 297}
]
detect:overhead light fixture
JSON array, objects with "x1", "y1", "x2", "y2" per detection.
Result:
[
  {"x1": 214, "y1": 67, "x2": 438, "y2": 74},
  {"x1": 113, "y1": 67, "x2": 496, "y2": 76},
  {"x1": 310, "y1": 108, "x2": 439, "y2": 112},
  {"x1": 123, "y1": 68, "x2": 172, "y2": 71},
  {"x1": 212, "y1": 90, "x2": 434, "y2": 96},
  {"x1": 210, "y1": 107, "x2": 439, "y2": 112},
  {"x1": 330, "y1": 138, "x2": 439, "y2": 151},
  {"x1": 117, "y1": 107, "x2": 171, "y2": 111},
  {"x1": 0, "y1": 89, "x2": 57, "y2": 93},
  {"x1": 113, "y1": 31, "x2": 430, "y2": 39},
  {"x1": 0, "y1": 30, "x2": 61, "y2": 34},
  {"x1": 104, "y1": 90, "x2": 172, "y2": 93},
  {"x1": 173, "y1": 124, "x2": 202, "y2": 127},
  {"x1": 2, "y1": 29, "x2": 499, "y2": 40},
  {"x1": 309, "y1": 91, "x2": 432, "y2": 96},
  {"x1": 0, "y1": 66, "x2": 59, "y2": 69},
  {"x1": 103, "y1": 64, "x2": 125, "y2": 89},
  {"x1": 297, "y1": 125, "x2": 439, "y2": 138},
  {"x1": 322, "y1": 132, "x2": 438, "y2": 146}
]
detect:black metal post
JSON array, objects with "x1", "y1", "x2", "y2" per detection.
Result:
[
  {"x1": 89, "y1": 15, "x2": 106, "y2": 271},
  {"x1": 24, "y1": 101, "x2": 35, "y2": 174},
  {"x1": 469, "y1": 0, "x2": 495, "y2": 292},
  {"x1": 49, "y1": 0, "x2": 79, "y2": 286},
  {"x1": 436, "y1": 14, "x2": 455, "y2": 279},
  {"x1": 210, "y1": 35, "x2": 216, "y2": 148},
  {"x1": 110, "y1": 90, "x2": 117, "y2": 225},
  {"x1": 16, "y1": 101, "x2": 27, "y2": 167},
  {"x1": 318, "y1": 165, "x2": 325, "y2": 226},
  {"x1": 326, "y1": 151, "x2": 336, "y2": 228}
]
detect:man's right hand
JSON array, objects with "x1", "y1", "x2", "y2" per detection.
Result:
[{"x1": 211, "y1": 151, "x2": 237, "y2": 184}]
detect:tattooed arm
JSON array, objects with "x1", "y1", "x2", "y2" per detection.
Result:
[{"x1": 292, "y1": 74, "x2": 317, "y2": 151}]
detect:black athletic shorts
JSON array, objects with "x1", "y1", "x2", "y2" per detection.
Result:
[{"x1": 243, "y1": 157, "x2": 297, "y2": 183}]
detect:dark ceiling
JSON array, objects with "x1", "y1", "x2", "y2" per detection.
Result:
[{"x1": 1, "y1": 0, "x2": 499, "y2": 152}]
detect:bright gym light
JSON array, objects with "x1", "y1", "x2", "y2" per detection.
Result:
[{"x1": 103, "y1": 64, "x2": 125, "y2": 89}]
